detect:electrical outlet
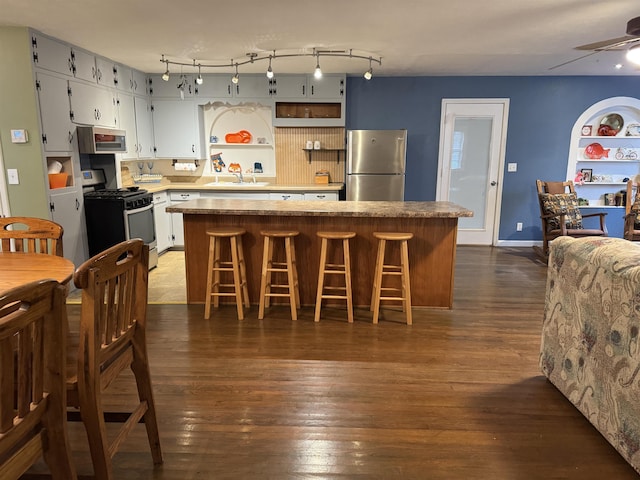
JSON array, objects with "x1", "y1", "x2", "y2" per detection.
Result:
[
  {"x1": 7, "y1": 169, "x2": 19, "y2": 185},
  {"x1": 516, "y1": 222, "x2": 523, "y2": 231}
]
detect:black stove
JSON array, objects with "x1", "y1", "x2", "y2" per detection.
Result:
[{"x1": 84, "y1": 188, "x2": 152, "y2": 209}]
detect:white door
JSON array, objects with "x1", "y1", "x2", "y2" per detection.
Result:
[{"x1": 436, "y1": 99, "x2": 509, "y2": 245}]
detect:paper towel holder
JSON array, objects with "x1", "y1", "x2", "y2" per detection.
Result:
[{"x1": 172, "y1": 159, "x2": 199, "y2": 168}]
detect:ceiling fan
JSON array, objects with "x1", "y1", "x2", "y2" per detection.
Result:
[{"x1": 549, "y1": 16, "x2": 640, "y2": 70}]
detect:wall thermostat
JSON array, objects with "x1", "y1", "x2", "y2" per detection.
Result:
[{"x1": 10, "y1": 129, "x2": 28, "y2": 144}]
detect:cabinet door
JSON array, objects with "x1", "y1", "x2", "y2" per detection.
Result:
[
  {"x1": 152, "y1": 100, "x2": 198, "y2": 158},
  {"x1": 269, "y1": 193, "x2": 303, "y2": 201},
  {"x1": 194, "y1": 74, "x2": 232, "y2": 99},
  {"x1": 308, "y1": 74, "x2": 345, "y2": 98},
  {"x1": 117, "y1": 93, "x2": 138, "y2": 159},
  {"x1": 49, "y1": 188, "x2": 87, "y2": 267},
  {"x1": 95, "y1": 57, "x2": 118, "y2": 88},
  {"x1": 36, "y1": 72, "x2": 74, "y2": 152},
  {"x1": 131, "y1": 70, "x2": 148, "y2": 95},
  {"x1": 31, "y1": 33, "x2": 73, "y2": 76},
  {"x1": 115, "y1": 64, "x2": 132, "y2": 92},
  {"x1": 270, "y1": 75, "x2": 307, "y2": 98},
  {"x1": 134, "y1": 96, "x2": 154, "y2": 158},
  {"x1": 71, "y1": 48, "x2": 97, "y2": 83},
  {"x1": 233, "y1": 76, "x2": 271, "y2": 98},
  {"x1": 153, "y1": 193, "x2": 172, "y2": 253},
  {"x1": 69, "y1": 81, "x2": 117, "y2": 127}
]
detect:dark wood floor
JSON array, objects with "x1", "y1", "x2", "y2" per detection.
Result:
[{"x1": 31, "y1": 246, "x2": 639, "y2": 479}]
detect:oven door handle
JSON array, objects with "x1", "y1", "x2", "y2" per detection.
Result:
[{"x1": 125, "y1": 203, "x2": 154, "y2": 215}]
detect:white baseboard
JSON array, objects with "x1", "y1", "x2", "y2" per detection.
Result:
[{"x1": 495, "y1": 240, "x2": 542, "y2": 248}]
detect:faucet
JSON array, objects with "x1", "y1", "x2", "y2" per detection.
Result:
[{"x1": 233, "y1": 172, "x2": 244, "y2": 183}]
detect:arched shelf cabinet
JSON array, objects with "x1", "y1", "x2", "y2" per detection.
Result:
[{"x1": 566, "y1": 96, "x2": 640, "y2": 207}]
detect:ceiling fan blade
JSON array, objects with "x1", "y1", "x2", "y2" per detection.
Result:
[
  {"x1": 548, "y1": 51, "x2": 602, "y2": 70},
  {"x1": 576, "y1": 36, "x2": 640, "y2": 51}
]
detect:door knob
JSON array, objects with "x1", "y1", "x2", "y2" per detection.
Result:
[{"x1": 490, "y1": 181, "x2": 497, "y2": 186}]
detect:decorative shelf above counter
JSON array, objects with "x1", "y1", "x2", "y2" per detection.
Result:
[{"x1": 302, "y1": 148, "x2": 345, "y2": 163}]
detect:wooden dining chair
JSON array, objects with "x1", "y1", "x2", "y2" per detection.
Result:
[
  {"x1": 0, "y1": 216, "x2": 64, "y2": 256},
  {"x1": 0, "y1": 280, "x2": 76, "y2": 480},
  {"x1": 624, "y1": 179, "x2": 640, "y2": 241},
  {"x1": 534, "y1": 179, "x2": 608, "y2": 260},
  {"x1": 66, "y1": 239, "x2": 162, "y2": 480}
]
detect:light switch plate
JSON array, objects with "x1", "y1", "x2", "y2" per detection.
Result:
[
  {"x1": 507, "y1": 162, "x2": 517, "y2": 172},
  {"x1": 10, "y1": 129, "x2": 28, "y2": 144},
  {"x1": 7, "y1": 169, "x2": 19, "y2": 185}
]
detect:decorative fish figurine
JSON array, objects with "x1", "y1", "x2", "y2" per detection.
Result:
[{"x1": 584, "y1": 143, "x2": 610, "y2": 159}]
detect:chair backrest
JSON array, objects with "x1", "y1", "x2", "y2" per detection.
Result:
[
  {"x1": 536, "y1": 179, "x2": 576, "y2": 195},
  {"x1": 626, "y1": 180, "x2": 640, "y2": 216},
  {"x1": 0, "y1": 217, "x2": 63, "y2": 256},
  {"x1": 73, "y1": 239, "x2": 149, "y2": 389},
  {"x1": 0, "y1": 280, "x2": 76, "y2": 479}
]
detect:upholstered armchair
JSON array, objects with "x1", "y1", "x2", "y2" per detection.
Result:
[{"x1": 534, "y1": 179, "x2": 608, "y2": 260}]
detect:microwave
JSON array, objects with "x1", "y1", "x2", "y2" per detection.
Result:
[{"x1": 77, "y1": 126, "x2": 127, "y2": 154}]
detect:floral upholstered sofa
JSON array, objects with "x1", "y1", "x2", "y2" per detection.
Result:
[{"x1": 540, "y1": 236, "x2": 640, "y2": 473}]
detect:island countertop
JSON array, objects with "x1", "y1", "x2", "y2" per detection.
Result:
[
  {"x1": 170, "y1": 199, "x2": 472, "y2": 310},
  {"x1": 166, "y1": 199, "x2": 473, "y2": 218}
]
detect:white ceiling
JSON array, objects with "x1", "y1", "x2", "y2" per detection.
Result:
[{"x1": 2, "y1": 0, "x2": 640, "y2": 77}]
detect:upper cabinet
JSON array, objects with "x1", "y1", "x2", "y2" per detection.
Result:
[
  {"x1": 193, "y1": 74, "x2": 233, "y2": 99},
  {"x1": 131, "y1": 70, "x2": 148, "y2": 96},
  {"x1": 268, "y1": 75, "x2": 307, "y2": 98},
  {"x1": 71, "y1": 48, "x2": 98, "y2": 83},
  {"x1": 95, "y1": 56, "x2": 118, "y2": 88},
  {"x1": 152, "y1": 99, "x2": 200, "y2": 158},
  {"x1": 35, "y1": 72, "x2": 74, "y2": 152},
  {"x1": 308, "y1": 74, "x2": 345, "y2": 98},
  {"x1": 566, "y1": 96, "x2": 640, "y2": 208},
  {"x1": 148, "y1": 74, "x2": 196, "y2": 98},
  {"x1": 68, "y1": 80, "x2": 118, "y2": 127},
  {"x1": 31, "y1": 33, "x2": 73, "y2": 76},
  {"x1": 232, "y1": 76, "x2": 271, "y2": 98}
]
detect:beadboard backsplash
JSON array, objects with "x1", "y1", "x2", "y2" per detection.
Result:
[{"x1": 274, "y1": 127, "x2": 345, "y2": 185}]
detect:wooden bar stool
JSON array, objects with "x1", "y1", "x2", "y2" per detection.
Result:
[
  {"x1": 204, "y1": 227, "x2": 250, "y2": 320},
  {"x1": 314, "y1": 231, "x2": 356, "y2": 323},
  {"x1": 370, "y1": 232, "x2": 413, "y2": 325},
  {"x1": 258, "y1": 230, "x2": 300, "y2": 320}
]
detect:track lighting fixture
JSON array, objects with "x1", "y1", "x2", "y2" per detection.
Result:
[
  {"x1": 161, "y1": 56, "x2": 170, "y2": 81},
  {"x1": 231, "y1": 62, "x2": 239, "y2": 84},
  {"x1": 364, "y1": 57, "x2": 373, "y2": 80},
  {"x1": 627, "y1": 45, "x2": 640, "y2": 65},
  {"x1": 160, "y1": 48, "x2": 382, "y2": 82},
  {"x1": 314, "y1": 53, "x2": 322, "y2": 79},
  {"x1": 195, "y1": 61, "x2": 203, "y2": 85},
  {"x1": 266, "y1": 55, "x2": 274, "y2": 79}
]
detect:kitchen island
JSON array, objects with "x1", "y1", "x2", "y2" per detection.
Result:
[{"x1": 166, "y1": 199, "x2": 473, "y2": 309}]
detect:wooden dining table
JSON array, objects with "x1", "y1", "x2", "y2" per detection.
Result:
[{"x1": 0, "y1": 251, "x2": 75, "y2": 292}]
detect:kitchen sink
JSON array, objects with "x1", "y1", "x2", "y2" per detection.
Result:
[{"x1": 204, "y1": 181, "x2": 270, "y2": 187}]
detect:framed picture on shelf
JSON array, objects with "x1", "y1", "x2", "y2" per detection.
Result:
[{"x1": 581, "y1": 168, "x2": 593, "y2": 182}]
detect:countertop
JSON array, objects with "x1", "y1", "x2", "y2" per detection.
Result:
[
  {"x1": 166, "y1": 199, "x2": 473, "y2": 218},
  {"x1": 134, "y1": 181, "x2": 344, "y2": 194}
]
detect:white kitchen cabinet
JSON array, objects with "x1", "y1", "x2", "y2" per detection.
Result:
[
  {"x1": 117, "y1": 93, "x2": 138, "y2": 159},
  {"x1": 269, "y1": 75, "x2": 307, "y2": 98},
  {"x1": 49, "y1": 188, "x2": 87, "y2": 268},
  {"x1": 169, "y1": 191, "x2": 201, "y2": 246},
  {"x1": 304, "y1": 192, "x2": 338, "y2": 201},
  {"x1": 194, "y1": 74, "x2": 233, "y2": 99},
  {"x1": 36, "y1": 72, "x2": 74, "y2": 152},
  {"x1": 68, "y1": 80, "x2": 118, "y2": 127},
  {"x1": 269, "y1": 193, "x2": 304, "y2": 201},
  {"x1": 71, "y1": 48, "x2": 98, "y2": 83},
  {"x1": 200, "y1": 192, "x2": 269, "y2": 200},
  {"x1": 115, "y1": 64, "x2": 132, "y2": 92},
  {"x1": 134, "y1": 96, "x2": 154, "y2": 158},
  {"x1": 153, "y1": 192, "x2": 172, "y2": 253},
  {"x1": 148, "y1": 74, "x2": 195, "y2": 98},
  {"x1": 95, "y1": 57, "x2": 118, "y2": 88},
  {"x1": 131, "y1": 70, "x2": 148, "y2": 96},
  {"x1": 31, "y1": 32, "x2": 73, "y2": 77},
  {"x1": 233, "y1": 76, "x2": 271, "y2": 98},
  {"x1": 152, "y1": 100, "x2": 199, "y2": 158},
  {"x1": 308, "y1": 74, "x2": 346, "y2": 98}
]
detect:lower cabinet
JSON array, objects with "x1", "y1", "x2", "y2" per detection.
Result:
[
  {"x1": 304, "y1": 192, "x2": 338, "y2": 201},
  {"x1": 49, "y1": 187, "x2": 87, "y2": 267},
  {"x1": 168, "y1": 191, "x2": 200, "y2": 247},
  {"x1": 269, "y1": 193, "x2": 304, "y2": 201},
  {"x1": 153, "y1": 192, "x2": 172, "y2": 253}
]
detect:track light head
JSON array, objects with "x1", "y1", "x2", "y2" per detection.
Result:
[
  {"x1": 364, "y1": 57, "x2": 373, "y2": 80},
  {"x1": 627, "y1": 44, "x2": 640, "y2": 65},
  {"x1": 196, "y1": 64, "x2": 203, "y2": 85},
  {"x1": 314, "y1": 54, "x2": 322, "y2": 79},
  {"x1": 266, "y1": 56, "x2": 274, "y2": 79}
]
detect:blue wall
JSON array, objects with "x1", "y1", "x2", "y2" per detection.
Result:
[{"x1": 346, "y1": 76, "x2": 640, "y2": 241}]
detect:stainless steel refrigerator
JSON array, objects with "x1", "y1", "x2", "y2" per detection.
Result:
[{"x1": 346, "y1": 129, "x2": 407, "y2": 201}]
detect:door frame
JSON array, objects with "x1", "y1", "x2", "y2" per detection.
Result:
[
  {"x1": 436, "y1": 98, "x2": 509, "y2": 246},
  {"x1": 0, "y1": 139, "x2": 10, "y2": 216}
]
